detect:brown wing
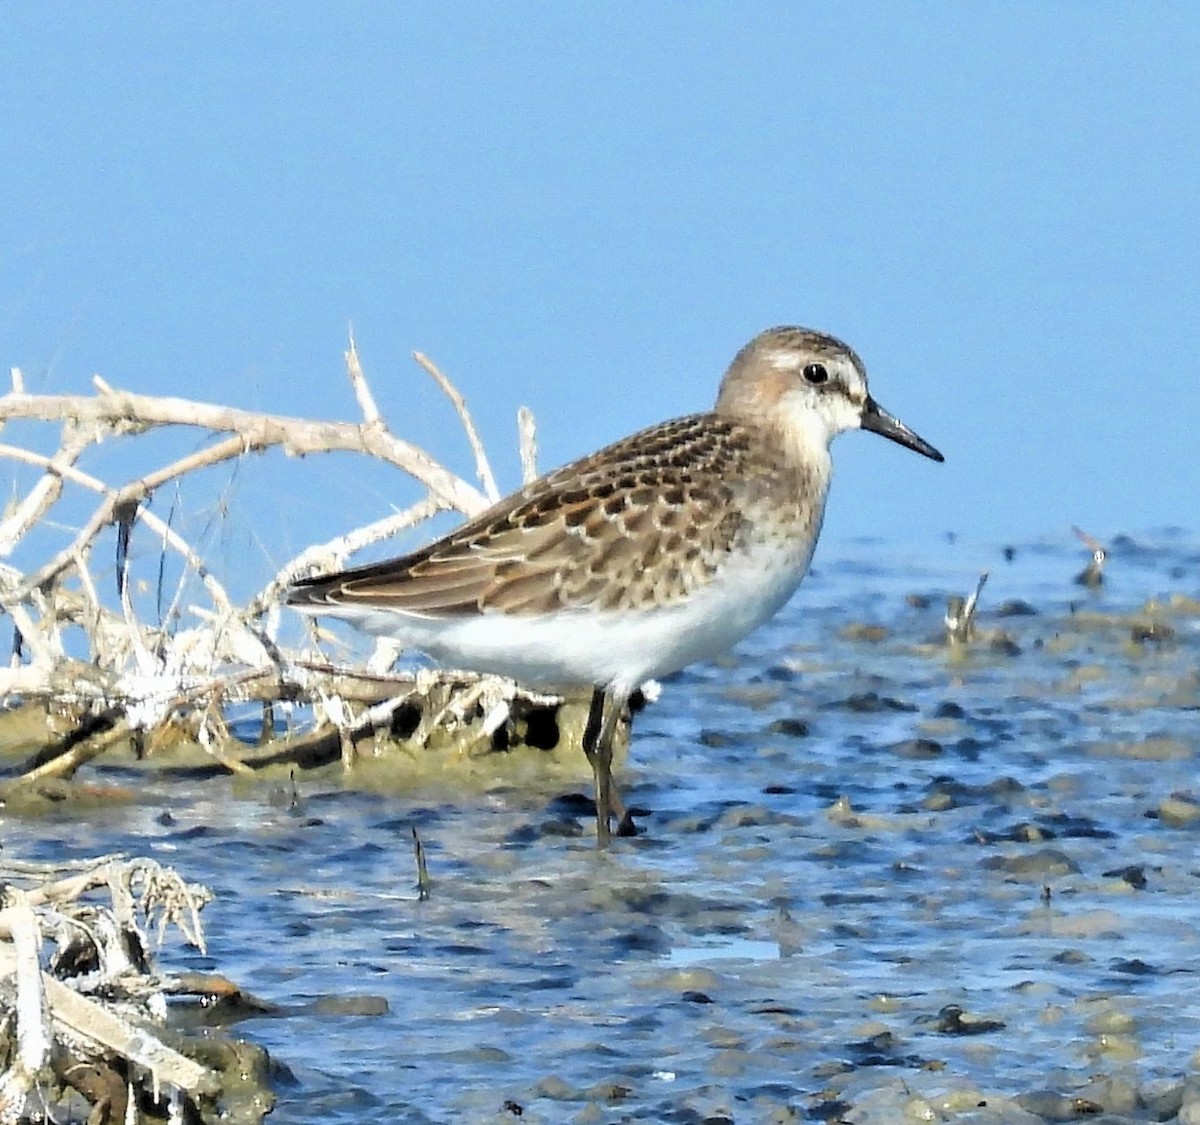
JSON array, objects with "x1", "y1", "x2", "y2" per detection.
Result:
[{"x1": 287, "y1": 413, "x2": 763, "y2": 618}]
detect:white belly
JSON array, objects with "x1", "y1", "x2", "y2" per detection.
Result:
[{"x1": 308, "y1": 540, "x2": 814, "y2": 694}]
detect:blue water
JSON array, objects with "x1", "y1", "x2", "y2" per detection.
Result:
[{"x1": 3, "y1": 531, "x2": 1199, "y2": 1123}]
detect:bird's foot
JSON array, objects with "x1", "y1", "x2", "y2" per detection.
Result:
[{"x1": 615, "y1": 811, "x2": 639, "y2": 837}]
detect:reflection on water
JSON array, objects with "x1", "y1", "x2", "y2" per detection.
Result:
[{"x1": 4, "y1": 531, "x2": 1200, "y2": 1122}]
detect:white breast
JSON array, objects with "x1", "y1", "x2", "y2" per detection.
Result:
[{"x1": 309, "y1": 535, "x2": 817, "y2": 694}]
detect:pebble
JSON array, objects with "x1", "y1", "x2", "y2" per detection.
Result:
[
  {"x1": 309, "y1": 994, "x2": 390, "y2": 1017},
  {"x1": 1159, "y1": 794, "x2": 1200, "y2": 827},
  {"x1": 981, "y1": 848, "x2": 1080, "y2": 878}
]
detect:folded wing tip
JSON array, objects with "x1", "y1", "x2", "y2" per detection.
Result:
[{"x1": 284, "y1": 574, "x2": 337, "y2": 608}]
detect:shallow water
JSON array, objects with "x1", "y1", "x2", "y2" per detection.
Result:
[{"x1": 5, "y1": 532, "x2": 1200, "y2": 1123}]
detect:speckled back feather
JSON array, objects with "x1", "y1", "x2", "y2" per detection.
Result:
[{"x1": 288, "y1": 412, "x2": 819, "y2": 617}]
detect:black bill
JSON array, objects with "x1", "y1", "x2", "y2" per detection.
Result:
[{"x1": 861, "y1": 396, "x2": 944, "y2": 462}]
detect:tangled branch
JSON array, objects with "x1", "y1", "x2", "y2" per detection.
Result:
[{"x1": 0, "y1": 336, "x2": 553, "y2": 784}]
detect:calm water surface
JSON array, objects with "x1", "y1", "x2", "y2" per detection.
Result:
[{"x1": 5, "y1": 532, "x2": 1200, "y2": 1123}]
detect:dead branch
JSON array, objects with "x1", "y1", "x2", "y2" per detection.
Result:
[
  {"x1": 344, "y1": 332, "x2": 383, "y2": 427},
  {"x1": 0, "y1": 425, "x2": 93, "y2": 556},
  {"x1": 251, "y1": 494, "x2": 444, "y2": 617},
  {"x1": 412, "y1": 351, "x2": 501, "y2": 503},
  {"x1": 0, "y1": 383, "x2": 488, "y2": 518},
  {"x1": 518, "y1": 404, "x2": 539, "y2": 484},
  {"x1": 0, "y1": 337, "x2": 563, "y2": 784},
  {"x1": 0, "y1": 855, "x2": 227, "y2": 1121}
]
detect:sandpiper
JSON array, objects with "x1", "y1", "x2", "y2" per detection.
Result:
[{"x1": 287, "y1": 327, "x2": 944, "y2": 844}]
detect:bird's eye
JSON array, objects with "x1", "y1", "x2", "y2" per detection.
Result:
[{"x1": 802, "y1": 363, "x2": 829, "y2": 385}]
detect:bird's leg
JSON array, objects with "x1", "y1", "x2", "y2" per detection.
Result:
[
  {"x1": 600, "y1": 692, "x2": 639, "y2": 838},
  {"x1": 582, "y1": 688, "x2": 613, "y2": 847},
  {"x1": 581, "y1": 687, "x2": 635, "y2": 846},
  {"x1": 608, "y1": 777, "x2": 637, "y2": 838}
]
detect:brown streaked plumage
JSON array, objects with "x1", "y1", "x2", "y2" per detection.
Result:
[
  {"x1": 289, "y1": 414, "x2": 820, "y2": 619},
  {"x1": 288, "y1": 326, "x2": 944, "y2": 846}
]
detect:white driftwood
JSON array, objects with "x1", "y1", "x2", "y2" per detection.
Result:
[
  {"x1": 0, "y1": 386, "x2": 488, "y2": 517},
  {"x1": 0, "y1": 901, "x2": 49, "y2": 1125},
  {"x1": 518, "y1": 404, "x2": 539, "y2": 484},
  {"x1": 412, "y1": 350, "x2": 501, "y2": 503},
  {"x1": 0, "y1": 338, "x2": 550, "y2": 782},
  {"x1": 0, "y1": 856, "x2": 219, "y2": 1117}
]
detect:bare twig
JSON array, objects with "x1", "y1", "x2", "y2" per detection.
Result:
[
  {"x1": 0, "y1": 445, "x2": 236, "y2": 610},
  {"x1": 0, "y1": 386, "x2": 489, "y2": 517},
  {"x1": 251, "y1": 494, "x2": 444, "y2": 617},
  {"x1": 344, "y1": 332, "x2": 383, "y2": 427},
  {"x1": 2, "y1": 599, "x2": 54, "y2": 669},
  {"x1": 412, "y1": 351, "x2": 501, "y2": 503},
  {"x1": 1072, "y1": 525, "x2": 1106, "y2": 588},
  {"x1": 15, "y1": 666, "x2": 276, "y2": 784},
  {"x1": 0, "y1": 339, "x2": 553, "y2": 788},
  {"x1": 0, "y1": 425, "x2": 93, "y2": 556},
  {"x1": 41, "y1": 968, "x2": 218, "y2": 1094},
  {"x1": 518, "y1": 405, "x2": 539, "y2": 484},
  {"x1": 945, "y1": 571, "x2": 989, "y2": 644},
  {"x1": 0, "y1": 898, "x2": 50, "y2": 1121},
  {"x1": 411, "y1": 827, "x2": 431, "y2": 901},
  {"x1": 196, "y1": 703, "x2": 256, "y2": 777},
  {"x1": 0, "y1": 854, "x2": 221, "y2": 1120}
]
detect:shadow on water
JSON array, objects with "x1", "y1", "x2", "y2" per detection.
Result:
[{"x1": 4, "y1": 531, "x2": 1200, "y2": 1122}]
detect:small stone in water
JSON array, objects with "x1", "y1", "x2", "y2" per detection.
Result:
[
  {"x1": 1083, "y1": 1008, "x2": 1136, "y2": 1035},
  {"x1": 840, "y1": 622, "x2": 890, "y2": 642},
  {"x1": 1101, "y1": 864, "x2": 1147, "y2": 889},
  {"x1": 537, "y1": 818, "x2": 584, "y2": 838},
  {"x1": 1131, "y1": 619, "x2": 1175, "y2": 644},
  {"x1": 310, "y1": 994, "x2": 390, "y2": 1017},
  {"x1": 534, "y1": 1076, "x2": 579, "y2": 1101},
  {"x1": 981, "y1": 848, "x2": 1080, "y2": 878},
  {"x1": 934, "y1": 1004, "x2": 1006, "y2": 1035},
  {"x1": 888, "y1": 738, "x2": 942, "y2": 759},
  {"x1": 996, "y1": 598, "x2": 1037, "y2": 616},
  {"x1": 1158, "y1": 795, "x2": 1200, "y2": 827},
  {"x1": 835, "y1": 691, "x2": 917, "y2": 713},
  {"x1": 1016, "y1": 1091, "x2": 1103, "y2": 1119},
  {"x1": 989, "y1": 634, "x2": 1022, "y2": 656},
  {"x1": 766, "y1": 717, "x2": 809, "y2": 738},
  {"x1": 1051, "y1": 949, "x2": 1093, "y2": 965},
  {"x1": 1110, "y1": 957, "x2": 1157, "y2": 976}
]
